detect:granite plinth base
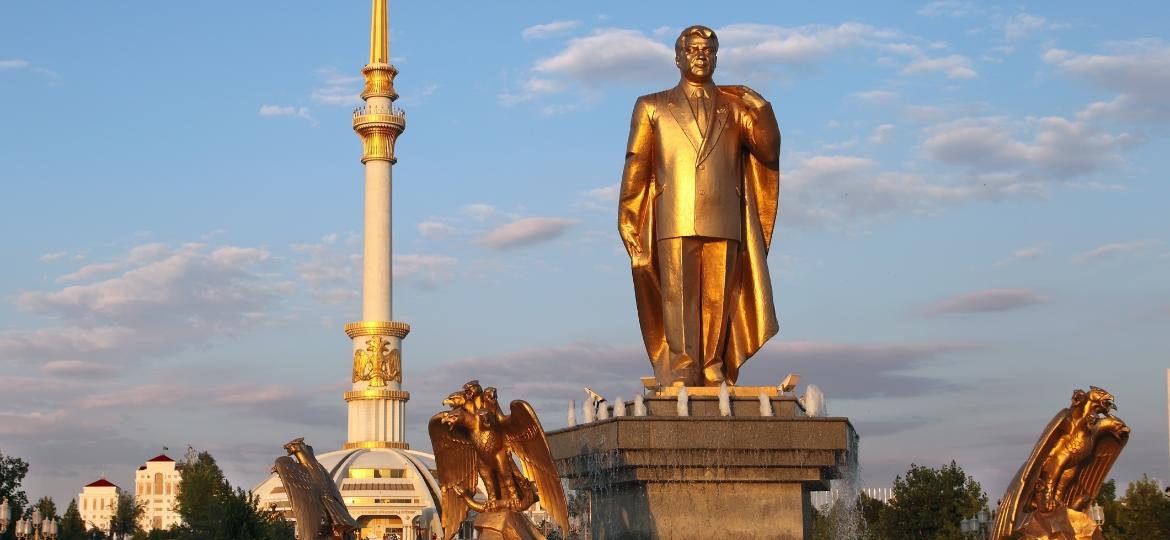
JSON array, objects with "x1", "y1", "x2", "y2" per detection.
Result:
[{"x1": 547, "y1": 391, "x2": 856, "y2": 540}]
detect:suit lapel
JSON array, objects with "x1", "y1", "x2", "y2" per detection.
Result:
[
  {"x1": 666, "y1": 87, "x2": 702, "y2": 153},
  {"x1": 697, "y1": 92, "x2": 730, "y2": 165}
]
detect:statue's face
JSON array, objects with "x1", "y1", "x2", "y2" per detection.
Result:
[
  {"x1": 1088, "y1": 388, "x2": 1116, "y2": 414},
  {"x1": 676, "y1": 35, "x2": 717, "y2": 83}
]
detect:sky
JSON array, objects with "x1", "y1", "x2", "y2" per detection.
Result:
[{"x1": 2, "y1": 0, "x2": 1169, "y2": 510}]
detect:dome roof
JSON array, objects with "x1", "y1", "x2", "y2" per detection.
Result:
[{"x1": 254, "y1": 447, "x2": 441, "y2": 525}]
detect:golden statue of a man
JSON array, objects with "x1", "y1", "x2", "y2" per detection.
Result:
[{"x1": 619, "y1": 25, "x2": 780, "y2": 387}]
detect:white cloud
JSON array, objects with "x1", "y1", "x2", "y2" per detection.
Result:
[
  {"x1": 291, "y1": 235, "x2": 360, "y2": 305},
  {"x1": 40, "y1": 360, "x2": 119, "y2": 378},
  {"x1": 259, "y1": 104, "x2": 315, "y2": 124},
  {"x1": 39, "y1": 251, "x2": 69, "y2": 262},
  {"x1": 1045, "y1": 40, "x2": 1170, "y2": 123},
  {"x1": 869, "y1": 124, "x2": 895, "y2": 145},
  {"x1": 56, "y1": 242, "x2": 169, "y2": 282},
  {"x1": 522, "y1": 20, "x2": 580, "y2": 41},
  {"x1": 1072, "y1": 239, "x2": 1159, "y2": 263},
  {"x1": 394, "y1": 254, "x2": 458, "y2": 288},
  {"x1": 533, "y1": 29, "x2": 675, "y2": 84},
  {"x1": 417, "y1": 220, "x2": 455, "y2": 240},
  {"x1": 311, "y1": 68, "x2": 362, "y2": 106},
  {"x1": 1, "y1": 243, "x2": 288, "y2": 369},
  {"x1": 922, "y1": 116, "x2": 1138, "y2": 192},
  {"x1": 477, "y1": 217, "x2": 578, "y2": 250},
  {"x1": 506, "y1": 22, "x2": 977, "y2": 110},
  {"x1": 855, "y1": 90, "x2": 899, "y2": 104},
  {"x1": 498, "y1": 77, "x2": 567, "y2": 105},
  {"x1": 917, "y1": 1, "x2": 980, "y2": 18},
  {"x1": 994, "y1": 244, "x2": 1045, "y2": 266},
  {"x1": 1003, "y1": 13, "x2": 1051, "y2": 40},
  {"x1": 575, "y1": 184, "x2": 619, "y2": 212},
  {"x1": 715, "y1": 22, "x2": 885, "y2": 68},
  {"x1": 781, "y1": 155, "x2": 975, "y2": 227},
  {"x1": 902, "y1": 54, "x2": 977, "y2": 79},
  {"x1": 0, "y1": 410, "x2": 70, "y2": 436},
  {"x1": 461, "y1": 203, "x2": 497, "y2": 221},
  {"x1": 924, "y1": 288, "x2": 1045, "y2": 315},
  {"x1": 0, "y1": 59, "x2": 31, "y2": 69},
  {"x1": 0, "y1": 58, "x2": 58, "y2": 79}
]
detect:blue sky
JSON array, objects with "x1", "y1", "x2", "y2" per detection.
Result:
[{"x1": 2, "y1": 1, "x2": 1169, "y2": 508}]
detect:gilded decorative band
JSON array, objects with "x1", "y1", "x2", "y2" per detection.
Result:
[
  {"x1": 361, "y1": 63, "x2": 400, "y2": 101},
  {"x1": 343, "y1": 441, "x2": 410, "y2": 450},
  {"x1": 344, "y1": 389, "x2": 410, "y2": 402},
  {"x1": 345, "y1": 321, "x2": 411, "y2": 339}
]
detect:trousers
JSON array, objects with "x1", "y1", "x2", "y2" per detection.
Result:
[{"x1": 655, "y1": 236, "x2": 740, "y2": 386}]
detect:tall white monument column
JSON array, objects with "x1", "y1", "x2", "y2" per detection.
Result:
[{"x1": 345, "y1": 0, "x2": 410, "y2": 450}]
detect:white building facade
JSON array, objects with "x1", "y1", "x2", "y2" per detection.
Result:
[
  {"x1": 78, "y1": 479, "x2": 121, "y2": 533},
  {"x1": 134, "y1": 454, "x2": 182, "y2": 531}
]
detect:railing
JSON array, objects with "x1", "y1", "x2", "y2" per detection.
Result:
[
  {"x1": 353, "y1": 105, "x2": 405, "y2": 118},
  {"x1": 810, "y1": 486, "x2": 894, "y2": 509}
]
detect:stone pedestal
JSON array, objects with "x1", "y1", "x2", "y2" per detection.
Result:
[
  {"x1": 474, "y1": 510, "x2": 546, "y2": 540},
  {"x1": 546, "y1": 389, "x2": 856, "y2": 540}
]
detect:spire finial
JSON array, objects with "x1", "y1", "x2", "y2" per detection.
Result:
[{"x1": 369, "y1": 0, "x2": 388, "y2": 65}]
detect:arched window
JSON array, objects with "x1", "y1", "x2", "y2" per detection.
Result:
[{"x1": 154, "y1": 472, "x2": 164, "y2": 495}]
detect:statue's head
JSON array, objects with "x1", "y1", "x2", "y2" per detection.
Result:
[
  {"x1": 1071, "y1": 386, "x2": 1117, "y2": 417},
  {"x1": 443, "y1": 390, "x2": 467, "y2": 408},
  {"x1": 366, "y1": 335, "x2": 385, "y2": 351},
  {"x1": 1087, "y1": 386, "x2": 1116, "y2": 414},
  {"x1": 675, "y1": 25, "x2": 718, "y2": 84},
  {"x1": 463, "y1": 380, "x2": 483, "y2": 399},
  {"x1": 283, "y1": 437, "x2": 306, "y2": 455}
]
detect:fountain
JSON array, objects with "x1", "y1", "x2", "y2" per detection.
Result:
[{"x1": 546, "y1": 383, "x2": 857, "y2": 539}]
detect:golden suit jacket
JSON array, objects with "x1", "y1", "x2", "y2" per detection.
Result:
[{"x1": 618, "y1": 83, "x2": 782, "y2": 383}]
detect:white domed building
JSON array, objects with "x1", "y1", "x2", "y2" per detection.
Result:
[
  {"x1": 252, "y1": 2, "x2": 468, "y2": 539},
  {"x1": 254, "y1": 447, "x2": 450, "y2": 540}
]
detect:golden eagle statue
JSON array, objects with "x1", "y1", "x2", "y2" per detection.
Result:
[
  {"x1": 271, "y1": 437, "x2": 360, "y2": 539},
  {"x1": 992, "y1": 387, "x2": 1129, "y2": 540},
  {"x1": 428, "y1": 380, "x2": 569, "y2": 540}
]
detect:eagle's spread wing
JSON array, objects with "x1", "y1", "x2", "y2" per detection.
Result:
[
  {"x1": 387, "y1": 348, "x2": 401, "y2": 382},
  {"x1": 429, "y1": 411, "x2": 477, "y2": 540},
  {"x1": 352, "y1": 348, "x2": 366, "y2": 382},
  {"x1": 503, "y1": 400, "x2": 568, "y2": 533},
  {"x1": 992, "y1": 409, "x2": 1071, "y2": 540},
  {"x1": 1067, "y1": 422, "x2": 1129, "y2": 510},
  {"x1": 273, "y1": 456, "x2": 324, "y2": 540}
]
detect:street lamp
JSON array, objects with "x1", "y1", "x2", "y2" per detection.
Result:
[
  {"x1": 1088, "y1": 502, "x2": 1105, "y2": 525},
  {"x1": 12, "y1": 511, "x2": 57, "y2": 540},
  {"x1": 0, "y1": 498, "x2": 11, "y2": 533},
  {"x1": 961, "y1": 508, "x2": 993, "y2": 540}
]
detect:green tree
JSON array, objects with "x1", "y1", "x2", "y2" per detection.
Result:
[
  {"x1": 173, "y1": 448, "x2": 293, "y2": 540},
  {"x1": 175, "y1": 449, "x2": 226, "y2": 535},
  {"x1": 58, "y1": 500, "x2": 87, "y2": 540},
  {"x1": 859, "y1": 492, "x2": 886, "y2": 532},
  {"x1": 110, "y1": 492, "x2": 144, "y2": 536},
  {"x1": 1110, "y1": 475, "x2": 1170, "y2": 539},
  {"x1": 873, "y1": 461, "x2": 987, "y2": 540},
  {"x1": 33, "y1": 496, "x2": 58, "y2": 521},
  {"x1": 0, "y1": 450, "x2": 30, "y2": 540}
]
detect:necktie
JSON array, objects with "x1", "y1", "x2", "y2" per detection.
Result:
[{"x1": 692, "y1": 88, "x2": 710, "y2": 133}]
